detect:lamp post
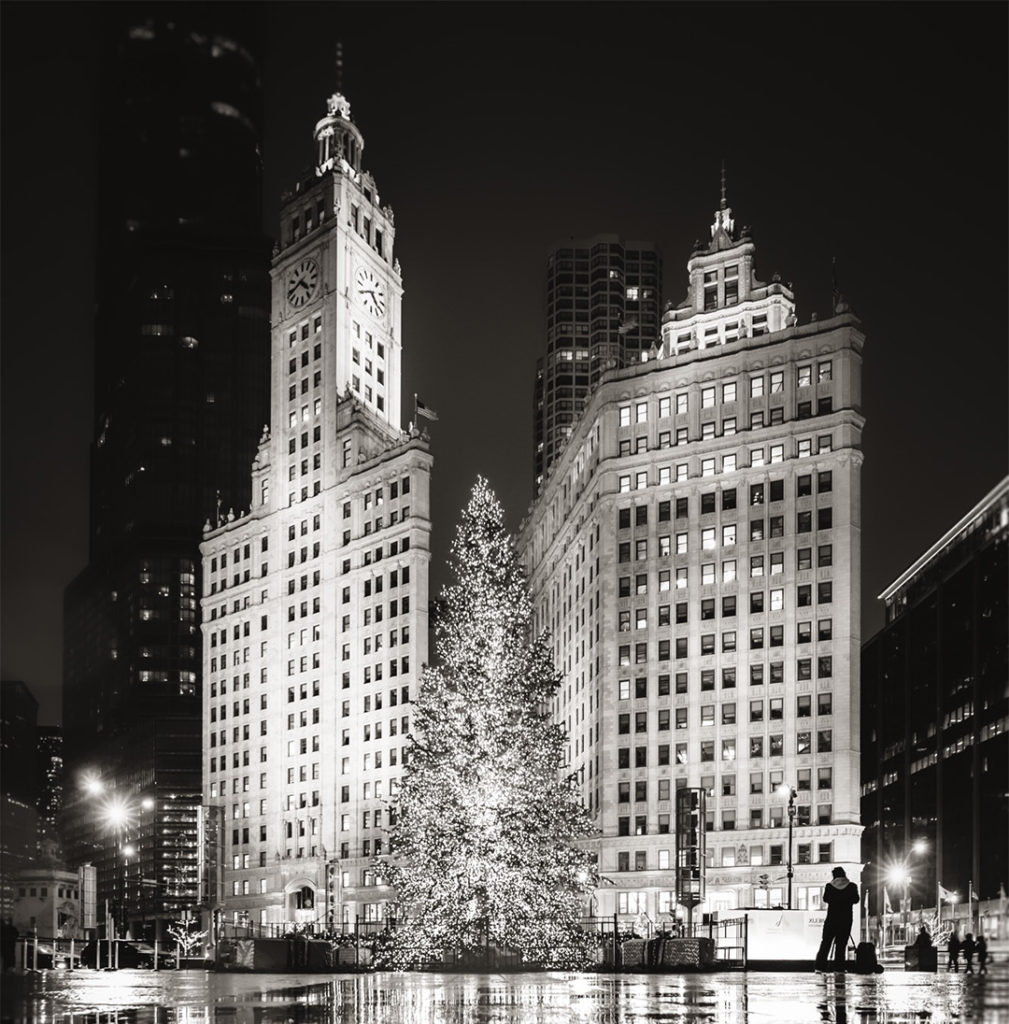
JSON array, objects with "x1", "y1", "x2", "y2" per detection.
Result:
[
  {"x1": 777, "y1": 784, "x2": 797, "y2": 910},
  {"x1": 886, "y1": 839, "x2": 927, "y2": 946}
]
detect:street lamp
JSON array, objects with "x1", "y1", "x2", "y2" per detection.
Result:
[
  {"x1": 886, "y1": 840, "x2": 928, "y2": 946},
  {"x1": 777, "y1": 784, "x2": 797, "y2": 910}
]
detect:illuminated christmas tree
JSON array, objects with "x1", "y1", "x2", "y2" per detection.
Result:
[{"x1": 385, "y1": 477, "x2": 596, "y2": 966}]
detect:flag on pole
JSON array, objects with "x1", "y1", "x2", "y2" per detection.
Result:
[
  {"x1": 938, "y1": 884, "x2": 955, "y2": 902},
  {"x1": 883, "y1": 888, "x2": 893, "y2": 915},
  {"x1": 415, "y1": 395, "x2": 439, "y2": 422}
]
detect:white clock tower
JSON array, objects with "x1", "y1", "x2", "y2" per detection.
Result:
[
  {"x1": 200, "y1": 90, "x2": 431, "y2": 935},
  {"x1": 273, "y1": 90, "x2": 403, "y2": 439}
]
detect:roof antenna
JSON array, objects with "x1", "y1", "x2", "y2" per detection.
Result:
[
  {"x1": 335, "y1": 41, "x2": 344, "y2": 94},
  {"x1": 720, "y1": 159, "x2": 727, "y2": 211}
]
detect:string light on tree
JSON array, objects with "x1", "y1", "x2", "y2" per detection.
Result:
[{"x1": 384, "y1": 477, "x2": 597, "y2": 967}]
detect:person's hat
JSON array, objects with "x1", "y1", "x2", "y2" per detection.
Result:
[{"x1": 832, "y1": 866, "x2": 847, "y2": 878}]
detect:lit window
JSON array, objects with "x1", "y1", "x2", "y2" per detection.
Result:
[
  {"x1": 722, "y1": 382, "x2": 737, "y2": 403},
  {"x1": 701, "y1": 387, "x2": 716, "y2": 408},
  {"x1": 636, "y1": 403, "x2": 647, "y2": 423},
  {"x1": 722, "y1": 559, "x2": 736, "y2": 582},
  {"x1": 798, "y1": 365, "x2": 812, "y2": 388},
  {"x1": 750, "y1": 448, "x2": 765, "y2": 467},
  {"x1": 701, "y1": 458, "x2": 715, "y2": 477},
  {"x1": 750, "y1": 376, "x2": 764, "y2": 398},
  {"x1": 619, "y1": 406, "x2": 631, "y2": 427},
  {"x1": 675, "y1": 464, "x2": 688, "y2": 482}
]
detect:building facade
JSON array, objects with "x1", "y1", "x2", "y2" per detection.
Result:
[
  {"x1": 861, "y1": 477, "x2": 1008, "y2": 915},
  {"x1": 1, "y1": 681, "x2": 40, "y2": 918},
  {"x1": 534, "y1": 237, "x2": 661, "y2": 492},
  {"x1": 200, "y1": 90, "x2": 431, "y2": 933},
  {"x1": 61, "y1": 9, "x2": 271, "y2": 941},
  {"x1": 36, "y1": 727, "x2": 64, "y2": 859},
  {"x1": 521, "y1": 198, "x2": 864, "y2": 920}
]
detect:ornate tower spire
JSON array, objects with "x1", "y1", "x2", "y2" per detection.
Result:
[
  {"x1": 709, "y1": 160, "x2": 735, "y2": 250},
  {"x1": 314, "y1": 43, "x2": 363, "y2": 176}
]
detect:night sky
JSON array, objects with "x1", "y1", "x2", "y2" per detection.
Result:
[{"x1": 2, "y1": 3, "x2": 1006, "y2": 726}]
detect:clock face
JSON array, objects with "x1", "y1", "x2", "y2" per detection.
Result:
[
  {"x1": 355, "y1": 266, "x2": 386, "y2": 318},
  {"x1": 287, "y1": 258, "x2": 320, "y2": 309}
]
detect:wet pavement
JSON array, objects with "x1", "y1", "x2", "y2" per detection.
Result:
[{"x1": 2, "y1": 965, "x2": 1006, "y2": 1023}]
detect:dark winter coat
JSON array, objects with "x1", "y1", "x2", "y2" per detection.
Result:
[{"x1": 822, "y1": 876, "x2": 859, "y2": 926}]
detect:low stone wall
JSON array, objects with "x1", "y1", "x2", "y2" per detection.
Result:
[{"x1": 620, "y1": 936, "x2": 715, "y2": 969}]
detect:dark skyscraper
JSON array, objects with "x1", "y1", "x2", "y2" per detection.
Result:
[
  {"x1": 1, "y1": 680, "x2": 40, "y2": 916},
  {"x1": 534, "y1": 236, "x2": 661, "y2": 493},
  {"x1": 861, "y1": 477, "x2": 1008, "y2": 916},
  {"x1": 61, "y1": 8, "x2": 271, "y2": 940}
]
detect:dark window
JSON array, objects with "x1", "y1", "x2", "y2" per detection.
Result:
[
  {"x1": 701, "y1": 492, "x2": 716, "y2": 515},
  {"x1": 818, "y1": 544, "x2": 833, "y2": 567},
  {"x1": 818, "y1": 507, "x2": 833, "y2": 530},
  {"x1": 797, "y1": 475, "x2": 812, "y2": 497},
  {"x1": 722, "y1": 595, "x2": 737, "y2": 617},
  {"x1": 769, "y1": 480, "x2": 784, "y2": 502},
  {"x1": 722, "y1": 488, "x2": 737, "y2": 511},
  {"x1": 635, "y1": 505, "x2": 648, "y2": 527},
  {"x1": 818, "y1": 471, "x2": 833, "y2": 493},
  {"x1": 676, "y1": 497, "x2": 689, "y2": 518},
  {"x1": 618, "y1": 509, "x2": 631, "y2": 529}
]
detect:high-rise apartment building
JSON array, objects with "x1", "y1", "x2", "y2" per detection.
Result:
[
  {"x1": 36, "y1": 727, "x2": 64, "y2": 857},
  {"x1": 200, "y1": 89, "x2": 431, "y2": 932},
  {"x1": 534, "y1": 237, "x2": 661, "y2": 492},
  {"x1": 62, "y1": 9, "x2": 270, "y2": 941},
  {"x1": 521, "y1": 196, "x2": 864, "y2": 918},
  {"x1": 861, "y1": 477, "x2": 1008, "y2": 914},
  {"x1": 1, "y1": 680, "x2": 40, "y2": 917}
]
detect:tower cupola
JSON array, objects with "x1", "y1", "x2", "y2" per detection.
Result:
[{"x1": 314, "y1": 92, "x2": 364, "y2": 176}]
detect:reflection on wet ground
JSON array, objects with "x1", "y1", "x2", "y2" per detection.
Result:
[{"x1": 2, "y1": 966, "x2": 1007, "y2": 1024}]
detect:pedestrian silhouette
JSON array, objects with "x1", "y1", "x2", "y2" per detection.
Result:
[
  {"x1": 947, "y1": 927, "x2": 961, "y2": 972},
  {"x1": 962, "y1": 932, "x2": 976, "y2": 974},
  {"x1": 976, "y1": 934, "x2": 988, "y2": 975},
  {"x1": 815, "y1": 866, "x2": 859, "y2": 972}
]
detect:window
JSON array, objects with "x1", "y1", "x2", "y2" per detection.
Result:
[
  {"x1": 818, "y1": 544, "x2": 833, "y2": 567},
  {"x1": 818, "y1": 360, "x2": 832, "y2": 383},
  {"x1": 722, "y1": 560, "x2": 736, "y2": 583},
  {"x1": 818, "y1": 507, "x2": 833, "y2": 530},
  {"x1": 818, "y1": 582, "x2": 833, "y2": 605},
  {"x1": 701, "y1": 386, "x2": 716, "y2": 408},
  {"x1": 723, "y1": 382, "x2": 737, "y2": 403},
  {"x1": 750, "y1": 376, "x2": 764, "y2": 398},
  {"x1": 769, "y1": 371, "x2": 784, "y2": 394},
  {"x1": 798, "y1": 365, "x2": 812, "y2": 387},
  {"x1": 722, "y1": 524, "x2": 736, "y2": 546},
  {"x1": 818, "y1": 692, "x2": 833, "y2": 716},
  {"x1": 818, "y1": 767, "x2": 832, "y2": 790},
  {"x1": 619, "y1": 406, "x2": 631, "y2": 427}
]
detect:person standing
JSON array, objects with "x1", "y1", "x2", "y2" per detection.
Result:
[
  {"x1": 962, "y1": 933, "x2": 976, "y2": 974},
  {"x1": 815, "y1": 866, "x2": 860, "y2": 972},
  {"x1": 948, "y1": 926, "x2": 961, "y2": 971},
  {"x1": 976, "y1": 934, "x2": 988, "y2": 975}
]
